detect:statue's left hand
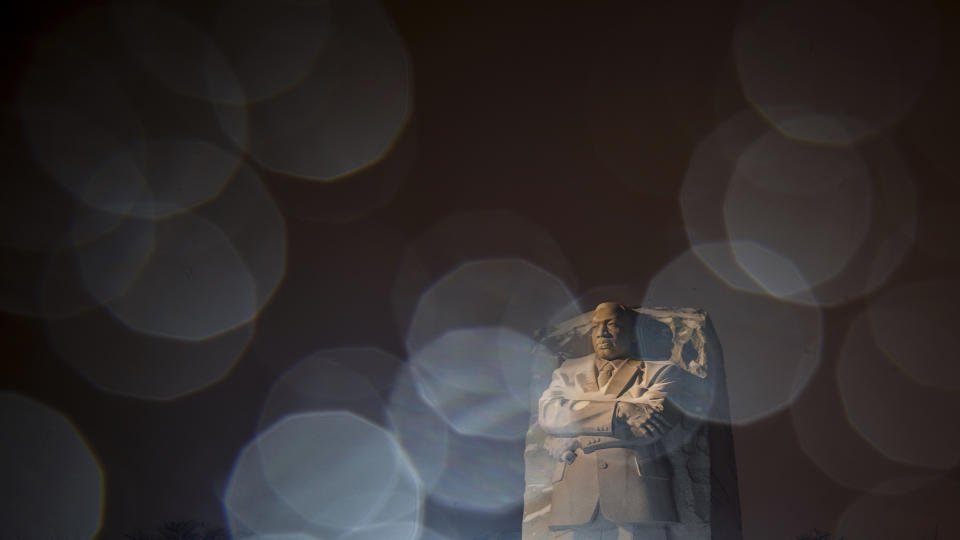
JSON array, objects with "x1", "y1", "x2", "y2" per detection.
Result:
[{"x1": 615, "y1": 401, "x2": 671, "y2": 439}]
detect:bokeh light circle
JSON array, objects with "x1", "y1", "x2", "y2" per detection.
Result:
[
  {"x1": 643, "y1": 244, "x2": 823, "y2": 424},
  {"x1": 226, "y1": 411, "x2": 422, "y2": 537},
  {"x1": 0, "y1": 104, "x2": 118, "y2": 255},
  {"x1": 405, "y1": 258, "x2": 580, "y2": 357},
  {"x1": 200, "y1": 163, "x2": 287, "y2": 315},
  {"x1": 790, "y1": 361, "x2": 925, "y2": 494},
  {"x1": 0, "y1": 393, "x2": 103, "y2": 539},
  {"x1": 335, "y1": 522, "x2": 425, "y2": 540},
  {"x1": 393, "y1": 210, "x2": 580, "y2": 342},
  {"x1": 867, "y1": 280, "x2": 960, "y2": 390},
  {"x1": 219, "y1": 0, "x2": 412, "y2": 180},
  {"x1": 18, "y1": 3, "x2": 247, "y2": 211},
  {"x1": 428, "y1": 430, "x2": 526, "y2": 514},
  {"x1": 259, "y1": 412, "x2": 420, "y2": 530},
  {"x1": 409, "y1": 326, "x2": 553, "y2": 440},
  {"x1": 102, "y1": 211, "x2": 257, "y2": 340},
  {"x1": 224, "y1": 440, "x2": 323, "y2": 538},
  {"x1": 723, "y1": 129, "x2": 873, "y2": 291},
  {"x1": 734, "y1": 0, "x2": 939, "y2": 144},
  {"x1": 838, "y1": 311, "x2": 960, "y2": 469},
  {"x1": 71, "y1": 214, "x2": 155, "y2": 307},
  {"x1": 45, "y1": 308, "x2": 253, "y2": 400},
  {"x1": 94, "y1": 161, "x2": 285, "y2": 341},
  {"x1": 834, "y1": 477, "x2": 960, "y2": 540},
  {"x1": 387, "y1": 364, "x2": 451, "y2": 492},
  {"x1": 915, "y1": 203, "x2": 960, "y2": 263},
  {"x1": 19, "y1": 8, "x2": 145, "y2": 208},
  {"x1": 111, "y1": 1, "x2": 246, "y2": 105},
  {"x1": 211, "y1": 0, "x2": 334, "y2": 103},
  {"x1": 388, "y1": 362, "x2": 527, "y2": 514},
  {"x1": 82, "y1": 138, "x2": 240, "y2": 219},
  {"x1": 720, "y1": 241, "x2": 815, "y2": 301},
  {"x1": 244, "y1": 534, "x2": 321, "y2": 540},
  {"x1": 21, "y1": 212, "x2": 156, "y2": 321},
  {"x1": 8, "y1": 158, "x2": 285, "y2": 338},
  {"x1": 682, "y1": 109, "x2": 918, "y2": 306},
  {"x1": 258, "y1": 347, "x2": 399, "y2": 432}
]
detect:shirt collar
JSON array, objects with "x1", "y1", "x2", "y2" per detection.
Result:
[{"x1": 595, "y1": 356, "x2": 628, "y2": 373}]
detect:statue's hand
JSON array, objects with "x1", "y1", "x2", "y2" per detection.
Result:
[
  {"x1": 615, "y1": 402, "x2": 670, "y2": 439},
  {"x1": 543, "y1": 436, "x2": 580, "y2": 462}
]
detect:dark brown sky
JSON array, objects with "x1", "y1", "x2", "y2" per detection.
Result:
[{"x1": 3, "y1": 1, "x2": 960, "y2": 539}]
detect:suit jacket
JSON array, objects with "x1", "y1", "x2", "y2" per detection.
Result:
[{"x1": 538, "y1": 354, "x2": 697, "y2": 527}]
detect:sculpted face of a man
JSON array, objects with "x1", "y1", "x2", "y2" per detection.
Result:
[{"x1": 591, "y1": 302, "x2": 635, "y2": 361}]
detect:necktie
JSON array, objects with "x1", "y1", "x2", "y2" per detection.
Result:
[{"x1": 598, "y1": 362, "x2": 615, "y2": 387}]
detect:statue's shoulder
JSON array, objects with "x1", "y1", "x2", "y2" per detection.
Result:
[
  {"x1": 643, "y1": 359, "x2": 682, "y2": 380},
  {"x1": 644, "y1": 360, "x2": 705, "y2": 391}
]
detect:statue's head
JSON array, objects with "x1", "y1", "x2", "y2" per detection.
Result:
[{"x1": 591, "y1": 302, "x2": 637, "y2": 361}]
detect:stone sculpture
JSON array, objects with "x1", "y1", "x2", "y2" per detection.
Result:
[{"x1": 522, "y1": 303, "x2": 741, "y2": 540}]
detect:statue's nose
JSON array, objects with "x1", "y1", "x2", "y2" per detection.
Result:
[{"x1": 600, "y1": 325, "x2": 612, "y2": 337}]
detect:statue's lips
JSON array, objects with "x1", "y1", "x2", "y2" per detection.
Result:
[{"x1": 595, "y1": 340, "x2": 615, "y2": 349}]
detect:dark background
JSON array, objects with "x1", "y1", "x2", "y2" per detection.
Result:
[{"x1": 2, "y1": 1, "x2": 960, "y2": 539}]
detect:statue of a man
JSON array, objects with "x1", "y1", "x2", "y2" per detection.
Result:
[{"x1": 538, "y1": 302, "x2": 703, "y2": 540}]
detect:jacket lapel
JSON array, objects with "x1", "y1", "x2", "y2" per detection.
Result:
[
  {"x1": 603, "y1": 358, "x2": 643, "y2": 397},
  {"x1": 578, "y1": 355, "x2": 599, "y2": 393}
]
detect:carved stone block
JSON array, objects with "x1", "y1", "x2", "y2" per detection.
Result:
[{"x1": 522, "y1": 305, "x2": 742, "y2": 540}]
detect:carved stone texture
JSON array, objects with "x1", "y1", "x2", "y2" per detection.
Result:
[{"x1": 523, "y1": 304, "x2": 742, "y2": 540}]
